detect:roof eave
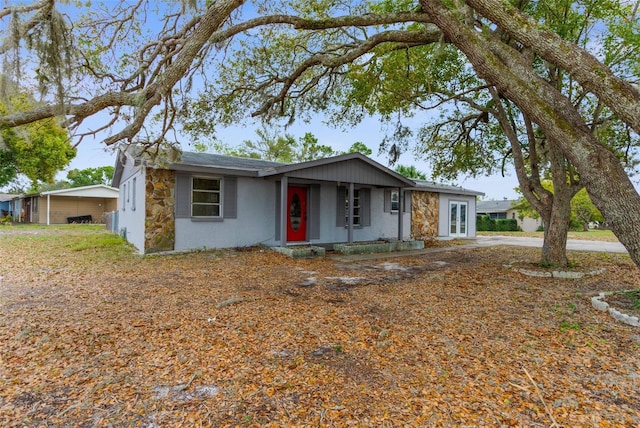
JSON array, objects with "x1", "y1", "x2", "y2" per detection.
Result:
[{"x1": 170, "y1": 163, "x2": 262, "y2": 177}]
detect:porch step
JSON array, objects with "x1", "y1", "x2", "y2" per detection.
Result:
[
  {"x1": 333, "y1": 240, "x2": 425, "y2": 255},
  {"x1": 273, "y1": 245, "x2": 326, "y2": 258}
]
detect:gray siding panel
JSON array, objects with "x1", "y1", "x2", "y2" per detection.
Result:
[
  {"x1": 361, "y1": 188, "x2": 371, "y2": 227},
  {"x1": 286, "y1": 160, "x2": 406, "y2": 186},
  {"x1": 223, "y1": 176, "x2": 237, "y2": 219},
  {"x1": 175, "y1": 173, "x2": 191, "y2": 218},
  {"x1": 384, "y1": 189, "x2": 391, "y2": 212},
  {"x1": 336, "y1": 186, "x2": 345, "y2": 227},
  {"x1": 309, "y1": 184, "x2": 320, "y2": 239}
]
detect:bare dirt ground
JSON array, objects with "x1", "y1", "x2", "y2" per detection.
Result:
[{"x1": 1, "y1": 226, "x2": 639, "y2": 427}]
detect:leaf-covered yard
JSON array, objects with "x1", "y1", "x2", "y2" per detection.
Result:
[{"x1": 1, "y1": 226, "x2": 639, "y2": 427}]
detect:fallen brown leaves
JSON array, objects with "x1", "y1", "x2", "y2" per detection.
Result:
[{"x1": 1, "y1": 226, "x2": 639, "y2": 427}]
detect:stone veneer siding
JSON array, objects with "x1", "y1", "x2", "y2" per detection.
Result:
[
  {"x1": 411, "y1": 191, "x2": 439, "y2": 240},
  {"x1": 145, "y1": 168, "x2": 175, "y2": 253}
]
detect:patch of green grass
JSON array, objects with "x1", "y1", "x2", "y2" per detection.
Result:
[
  {"x1": 478, "y1": 230, "x2": 619, "y2": 242},
  {"x1": 68, "y1": 232, "x2": 133, "y2": 254},
  {"x1": 559, "y1": 320, "x2": 581, "y2": 332},
  {"x1": 622, "y1": 289, "x2": 640, "y2": 310}
]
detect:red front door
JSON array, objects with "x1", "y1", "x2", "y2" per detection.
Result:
[{"x1": 287, "y1": 186, "x2": 307, "y2": 242}]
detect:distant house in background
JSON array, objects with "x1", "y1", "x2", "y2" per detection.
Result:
[
  {"x1": 0, "y1": 194, "x2": 19, "y2": 218},
  {"x1": 476, "y1": 199, "x2": 542, "y2": 232},
  {"x1": 112, "y1": 149, "x2": 484, "y2": 254},
  {"x1": 12, "y1": 185, "x2": 119, "y2": 224}
]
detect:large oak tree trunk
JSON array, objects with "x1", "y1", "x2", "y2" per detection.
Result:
[
  {"x1": 541, "y1": 194, "x2": 572, "y2": 267},
  {"x1": 422, "y1": 0, "x2": 640, "y2": 268}
]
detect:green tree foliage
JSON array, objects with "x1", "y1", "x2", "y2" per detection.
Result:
[
  {"x1": 0, "y1": 95, "x2": 75, "y2": 188},
  {"x1": 214, "y1": 128, "x2": 335, "y2": 163},
  {"x1": 394, "y1": 164, "x2": 426, "y2": 180},
  {"x1": 571, "y1": 188, "x2": 605, "y2": 231},
  {"x1": 66, "y1": 166, "x2": 115, "y2": 187},
  {"x1": 343, "y1": 142, "x2": 373, "y2": 156}
]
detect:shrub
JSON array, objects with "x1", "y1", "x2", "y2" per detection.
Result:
[
  {"x1": 495, "y1": 219, "x2": 519, "y2": 231},
  {"x1": 476, "y1": 215, "x2": 494, "y2": 231}
]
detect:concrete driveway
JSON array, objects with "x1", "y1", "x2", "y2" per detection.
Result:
[{"x1": 473, "y1": 235, "x2": 628, "y2": 253}]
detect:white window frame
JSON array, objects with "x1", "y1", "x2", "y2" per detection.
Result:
[
  {"x1": 390, "y1": 190, "x2": 400, "y2": 212},
  {"x1": 345, "y1": 188, "x2": 361, "y2": 226},
  {"x1": 191, "y1": 176, "x2": 222, "y2": 218}
]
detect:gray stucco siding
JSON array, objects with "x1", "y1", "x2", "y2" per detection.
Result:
[
  {"x1": 437, "y1": 193, "x2": 478, "y2": 238},
  {"x1": 174, "y1": 177, "x2": 277, "y2": 250},
  {"x1": 119, "y1": 167, "x2": 146, "y2": 253},
  {"x1": 310, "y1": 184, "x2": 411, "y2": 244},
  {"x1": 174, "y1": 178, "x2": 414, "y2": 251}
]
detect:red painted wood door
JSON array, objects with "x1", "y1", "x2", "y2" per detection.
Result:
[{"x1": 287, "y1": 186, "x2": 307, "y2": 242}]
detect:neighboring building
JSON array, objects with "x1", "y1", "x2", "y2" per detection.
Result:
[
  {"x1": 112, "y1": 149, "x2": 484, "y2": 254},
  {"x1": 0, "y1": 194, "x2": 19, "y2": 218},
  {"x1": 13, "y1": 185, "x2": 119, "y2": 224},
  {"x1": 476, "y1": 199, "x2": 543, "y2": 232}
]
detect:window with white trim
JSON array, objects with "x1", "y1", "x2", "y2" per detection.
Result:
[
  {"x1": 192, "y1": 177, "x2": 222, "y2": 217},
  {"x1": 390, "y1": 190, "x2": 400, "y2": 212},
  {"x1": 345, "y1": 188, "x2": 361, "y2": 226}
]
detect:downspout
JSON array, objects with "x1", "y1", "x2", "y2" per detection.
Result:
[
  {"x1": 347, "y1": 182, "x2": 354, "y2": 243},
  {"x1": 280, "y1": 176, "x2": 288, "y2": 247},
  {"x1": 46, "y1": 194, "x2": 50, "y2": 225},
  {"x1": 397, "y1": 187, "x2": 403, "y2": 241}
]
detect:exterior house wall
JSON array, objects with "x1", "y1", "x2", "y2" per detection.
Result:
[
  {"x1": 119, "y1": 165, "x2": 146, "y2": 253},
  {"x1": 174, "y1": 178, "x2": 413, "y2": 252},
  {"x1": 508, "y1": 208, "x2": 542, "y2": 232},
  {"x1": 175, "y1": 175, "x2": 277, "y2": 250},
  {"x1": 105, "y1": 198, "x2": 118, "y2": 212},
  {"x1": 312, "y1": 184, "x2": 411, "y2": 244},
  {"x1": 11, "y1": 199, "x2": 22, "y2": 222},
  {"x1": 36, "y1": 196, "x2": 116, "y2": 224},
  {"x1": 411, "y1": 191, "x2": 439, "y2": 240},
  {"x1": 0, "y1": 200, "x2": 10, "y2": 217},
  {"x1": 438, "y1": 193, "x2": 478, "y2": 238},
  {"x1": 367, "y1": 188, "x2": 412, "y2": 241}
]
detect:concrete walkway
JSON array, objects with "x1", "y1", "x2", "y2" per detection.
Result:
[{"x1": 328, "y1": 235, "x2": 627, "y2": 262}]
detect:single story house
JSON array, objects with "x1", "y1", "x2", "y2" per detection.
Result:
[
  {"x1": 476, "y1": 199, "x2": 542, "y2": 232},
  {"x1": 112, "y1": 149, "x2": 484, "y2": 254},
  {"x1": 13, "y1": 185, "x2": 119, "y2": 224}
]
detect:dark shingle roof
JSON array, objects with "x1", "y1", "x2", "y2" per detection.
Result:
[
  {"x1": 179, "y1": 152, "x2": 285, "y2": 170},
  {"x1": 410, "y1": 179, "x2": 484, "y2": 196}
]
